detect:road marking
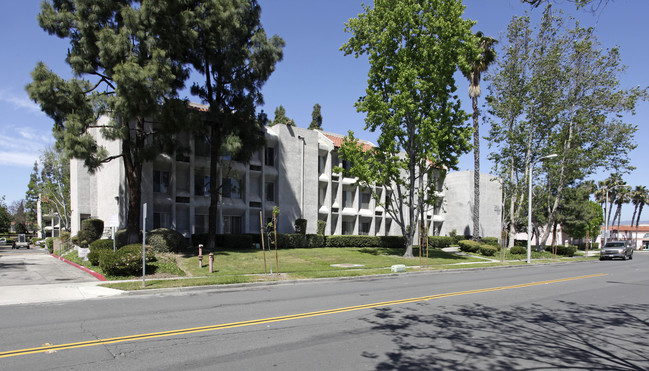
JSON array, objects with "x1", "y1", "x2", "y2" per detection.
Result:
[{"x1": 0, "y1": 273, "x2": 606, "y2": 358}]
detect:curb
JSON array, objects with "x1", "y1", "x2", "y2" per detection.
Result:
[{"x1": 50, "y1": 253, "x2": 106, "y2": 281}]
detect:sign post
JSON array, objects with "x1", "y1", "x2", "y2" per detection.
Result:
[
  {"x1": 109, "y1": 214, "x2": 119, "y2": 252},
  {"x1": 142, "y1": 203, "x2": 147, "y2": 287}
]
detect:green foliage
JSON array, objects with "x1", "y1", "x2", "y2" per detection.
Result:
[
  {"x1": 324, "y1": 235, "x2": 405, "y2": 249},
  {"x1": 116, "y1": 229, "x2": 141, "y2": 248},
  {"x1": 271, "y1": 105, "x2": 295, "y2": 126},
  {"x1": 545, "y1": 245, "x2": 577, "y2": 257},
  {"x1": 479, "y1": 245, "x2": 499, "y2": 256},
  {"x1": 317, "y1": 220, "x2": 326, "y2": 236},
  {"x1": 78, "y1": 219, "x2": 104, "y2": 247},
  {"x1": 510, "y1": 246, "x2": 527, "y2": 255},
  {"x1": 59, "y1": 231, "x2": 70, "y2": 243},
  {"x1": 306, "y1": 234, "x2": 325, "y2": 248},
  {"x1": 428, "y1": 236, "x2": 453, "y2": 249},
  {"x1": 38, "y1": 147, "x2": 71, "y2": 231},
  {"x1": 340, "y1": 0, "x2": 478, "y2": 257},
  {"x1": 480, "y1": 237, "x2": 499, "y2": 247},
  {"x1": 458, "y1": 240, "x2": 482, "y2": 253},
  {"x1": 98, "y1": 244, "x2": 155, "y2": 277},
  {"x1": 146, "y1": 228, "x2": 188, "y2": 253},
  {"x1": 88, "y1": 239, "x2": 115, "y2": 266},
  {"x1": 276, "y1": 234, "x2": 307, "y2": 249},
  {"x1": 0, "y1": 196, "x2": 11, "y2": 233},
  {"x1": 45, "y1": 237, "x2": 54, "y2": 253},
  {"x1": 294, "y1": 219, "x2": 307, "y2": 235},
  {"x1": 192, "y1": 233, "x2": 254, "y2": 250},
  {"x1": 309, "y1": 103, "x2": 323, "y2": 130}
]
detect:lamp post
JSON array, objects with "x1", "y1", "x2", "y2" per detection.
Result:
[{"x1": 527, "y1": 154, "x2": 558, "y2": 264}]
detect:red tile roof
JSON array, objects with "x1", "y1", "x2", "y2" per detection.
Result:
[{"x1": 322, "y1": 133, "x2": 374, "y2": 152}]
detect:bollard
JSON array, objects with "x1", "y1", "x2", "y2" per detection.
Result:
[
  {"x1": 198, "y1": 244, "x2": 203, "y2": 268},
  {"x1": 209, "y1": 252, "x2": 214, "y2": 273}
]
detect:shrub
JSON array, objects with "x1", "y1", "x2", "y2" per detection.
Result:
[
  {"x1": 317, "y1": 220, "x2": 326, "y2": 236},
  {"x1": 294, "y1": 219, "x2": 307, "y2": 235},
  {"x1": 59, "y1": 231, "x2": 71, "y2": 243},
  {"x1": 325, "y1": 235, "x2": 380, "y2": 248},
  {"x1": 45, "y1": 237, "x2": 54, "y2": 253},
  {"x1": 98, "y1": 244, "x2": 155, "y2": 276},
  {"x1": 87, "y1": 239, "x2": 115, "y2": 265},
  {"x1": 379, "y1": 236, "x2": 406, "y2": 249},
  {"x1": 481, "y1": 237, "x2": 499, "y2": 247},
  {"x1": 146, "y1": 228, "x2": 188, "y2": 253},
  {"x1": 306, "y1": 234, "x2": 325, "y2": 248},
  {"x1": 428, "y1": 236, "x2": 453, "y2": 249},
  {"x1": 71, "y1": 236, "x2": 79, "y2": 246},
  {"x1": 514, "y1": 239, "x2": 527, "y2": 247},
  {"x1": 458, "y1": 240, "x2": 481, "y2": 253},
  {"x1": 78, "y1": 219, "x2": 104, "y2": 246},
  {"x1": 276, "y1": 233, "x2": 307, "y2": 248},
  {"x1": 479, "y1": 245, "x2": 498, "y2": 256},
  {"x1": 545, "y1": 245, "x2": 576, "y2": 257},
  {"x1": 510, "y1": 246, "x2": 526, "y2": 255},
  {"x1": 115, "y1": 229, "x2": 142, "y2": 248}
]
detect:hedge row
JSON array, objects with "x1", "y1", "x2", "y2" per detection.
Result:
[
  {"x1": 545, "y1": 245, "x2": 577, "y2": 257},
  {"x1": 88, "y1": 242, "x2": 156, "y2": 276},
  {"x1": 458, "y1": 239, "x2": 501, "y2": 256}
]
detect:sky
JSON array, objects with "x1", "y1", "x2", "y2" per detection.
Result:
[{"x1": 0, "y1": 0, "x2": 647, "y2": 221}]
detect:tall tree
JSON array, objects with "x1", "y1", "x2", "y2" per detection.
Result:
[
  {"x1": 339, "y1": 0, "x2": 477, "y2": 257},
  {"x1": 24, "y1": 162, "x2": 41, "y2": 233},
  {"x1": 633, "y1": 186, "x2": 648, "y2": 246},
  {"x1": 27, "y1": 0, "x2": 191, "y2": 244},
  {"x1": 271, "y1": 105, "x2": 295, "y2": 126},
  {"x1": 309, "y1": 103, "x2": 323, "y2": 130},
  {"x1": 186, "y1": 0, "x2": 284, "y2": 250},
  {"x1": 0, "y1": 196, "x2": 11, "y2": 233},
  {"x1": 39, "y1": 147, "x2": 72, "y2": 232},
  {"x1": 631, "y1": 186, "x2": 647, "y2": 228},
  {"x1": 463, "y1": 31, "x2": 497, "y2": 241},
  {"x1": 486, "y1": 6, "x2": 646, "y2": 248}
]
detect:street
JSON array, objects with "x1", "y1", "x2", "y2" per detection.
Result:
[{"x1": 0, "y1": 253, "x2": 648, "y2": 370}]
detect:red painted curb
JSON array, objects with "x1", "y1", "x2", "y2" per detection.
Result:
[{"x1": 50, "y1": 254, "x2": 106, "y2": 281}]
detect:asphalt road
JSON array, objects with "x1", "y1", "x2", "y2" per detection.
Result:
[{"x1": 1, "y1": 252, "x2": 648, "y2": 370}]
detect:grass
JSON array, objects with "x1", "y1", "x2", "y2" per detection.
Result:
[{"x1": 55, "y1": 245, "x2": 598, "y2": 291}]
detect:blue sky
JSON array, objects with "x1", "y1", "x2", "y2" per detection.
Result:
[{"x1": 1, "y1": 0, "x2": 647, "y2": 221}]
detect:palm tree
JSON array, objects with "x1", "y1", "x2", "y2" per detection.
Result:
[
  {"x1": 632, "y1": 186, "x2": 648, "y2": 248},
  {"x1": 465, "y1": 31, "x2": 497, "y2": 241},
  {"x1": 612, "y1": 185, "x2": 630, "y2": 238}
]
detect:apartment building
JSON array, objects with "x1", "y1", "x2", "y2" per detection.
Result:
[{"x1": 70, "y1": 116, "x2": 502, "y2": 240}]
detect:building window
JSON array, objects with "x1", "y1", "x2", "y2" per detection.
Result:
[
  {"x1": 223, "y1": 215, "x2": 242, "y2": 234},
  {"x1": 360, "y1": 221, "x2": 371, "y2": 236},
  {"x1": 153, "y1": 170, "x2": 169, "y2": 194},
  {"x1": 342, "y1": 221, "x2": 354, "y2": 235},
  {"x1": 195, "y1": 134, "x2": 210, "y2": 157},
  {"x1": 153, "y1": 212, "x2": 169, "y2": 229},
  {"x1": 195, "y1": 214, "x2": 208, "y2": 234},
  {"x1": 361, "y1": 192, "x2": 371, "y2": 209},
  {"x1": 265, "y1": 147, "x2": 275, "y2": 167},
  {"x1": 195, "y1": 174, "x2": 210, "y2": 196},
  {"x1": 343, "y1": 189, "x2": 354, "y2": 208},
  {"x1": 222, "y1": 178, "x2": 241, "y2": 199},
  {"x1": 265, "y1": 182, "x2": 275, "y2": 202},
  {"x1": 318, "y1": 155, "x2": 326, "y2": 174},
  {"x1": 342, "y1": 160, "x2": 353, "y2": 171},
  {"x1": 319, "y1": 186, "x2": 326, "y2": 207}
]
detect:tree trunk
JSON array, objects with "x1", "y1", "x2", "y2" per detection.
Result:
[
  {"x1": 207, "y1": 118, "x2": 221, "y2": 251},
  {"x1": 472, "y1": 96, "x2": 480, "y2": 241},
  {"x1": 122, "y1": 118, "x2": 143, "y2": 245}
]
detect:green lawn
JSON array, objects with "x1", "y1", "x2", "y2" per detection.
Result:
[{"x1": 58, "y1": 246, "x2": 596, "y2": 291}]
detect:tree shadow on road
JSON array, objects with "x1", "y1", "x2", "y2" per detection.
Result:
[{"x1": 362, "y1": 301, "x2": 649, "y2": 370}]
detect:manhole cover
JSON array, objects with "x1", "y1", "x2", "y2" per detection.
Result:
[{"x1": 330, "y1": 264, "x2": 365, "y2": 268}]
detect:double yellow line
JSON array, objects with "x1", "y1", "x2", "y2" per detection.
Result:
[{"x1": 0, "y1": 273, "x2": 606, "y2": 358}]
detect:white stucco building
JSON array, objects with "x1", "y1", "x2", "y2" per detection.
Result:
[{"x1": 70, "y1": 114, "x2": 502, "y2": 241}]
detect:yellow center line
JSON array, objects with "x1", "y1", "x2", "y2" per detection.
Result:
[{"x1": 0, "y1": 273, "x2": 606, "y2": 358}]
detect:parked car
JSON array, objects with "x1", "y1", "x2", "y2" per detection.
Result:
[{"x1": 600, "y1": 241, "x2": 633, "y2": 260}]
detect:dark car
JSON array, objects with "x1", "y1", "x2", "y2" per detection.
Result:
[{"x1": 600, "y1": 241, "x2": 633, "y2": 260}]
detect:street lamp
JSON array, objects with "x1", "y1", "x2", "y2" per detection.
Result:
[{"x1": 527, "y1": 154, "x2": 558, "y2": 264}]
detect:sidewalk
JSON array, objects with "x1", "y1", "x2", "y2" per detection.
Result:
[{"x1": 0, "y1": 282, "x2": 123, "y2": 306}]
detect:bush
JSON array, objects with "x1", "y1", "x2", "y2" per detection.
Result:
[
  {"x1": 514, "y1": 239, "x2": 527, "y2": 247},
  {"x1": 306, "y1": 234, "x2": 325, "y2": 248},
  {"x1": 458, "y1": 240, "x2": 481, "y2": 253},
  {"x1": 428, "y1": 236, "x2": 453, "y2": 249},
  {"x1": 98, "y1": 244, "x2": 155, "y2": 276},
  {"x1": 71, "y1": 236, "x2": 79, "y2": 246},
  {"x1": 317, "y1": 220, "x2": 326, "y2": 236},
  {"x1": 481, "y1": 237, "x2": 499, "y2": 247},
  {"x1": 510, "y1": 246, "x2": 527, "y2": 255},
  {"x1": 294, "y1": 219, "x2": 307, "y2": 235},
  {"x1": 115, "y1": 229, "x2": 143, "y2": 248},
  {"x1": 479, "y1": 245, "x2": 498, "y2": 256},
  {"x1": 146, "y1": 228, "x2": 188, "y2": 253},
  {"x1": 78, "y1": 219, "x2": 104, "y2": 246},
  {"x1": 545, "y1": 245, "x2": 576, "y2": 257},
  {"x1": 45, "y1": 237, "x2": 54, "y2": 253},
  {"x1": 325, "y1": 235, "x2": 380, "y2": 248},
  {"x1": 276, "y1": 233, "x2": 307, "y2": 248},
  {"x1": 59, "y1": 231, "x2": 71, "y2": 243},
  {"x1": 88, "y1": 239, "x2": 116, "y2": 266}
]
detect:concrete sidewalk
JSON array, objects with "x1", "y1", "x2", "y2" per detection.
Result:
[{"x1": 0, "y1": 282, "x2": 123, "y2": 306}]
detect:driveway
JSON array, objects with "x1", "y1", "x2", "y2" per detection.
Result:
[{"x1": 0, "y1": 245, "x2": 122, "y2": 305}]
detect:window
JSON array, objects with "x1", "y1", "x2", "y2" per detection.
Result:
[
  {"x1": 195, "y1": 214, "x2": 208, "y2": 234},
  {"x1": 195, "y1": 174, "x2": 210, "y2": 196},
  {"x1": 222, "y1": 178, "x2": 241, "y2": 199},
  {"x1": 342, "y1": 160, "x2": 353, "y2": 171},
  {"x1": 265, "y1": 147, "x2": 275, "y2": 167},
  {"x1": 223, "y1": 215, "x2": 242, "y2": 234},
  {"x1": 343, "y1": 189, "x2": 354, "y2": 208},
  {"x1": 153, "y1": 170, "x2": 169, "y2": 194},
  {"x1": 361, "y1": 192, "x2": 371, "y2": 209},
  {"x1": 265, "y1": 182, "x2": 275, "y2": 202},
  {"x1": 342, "y1": 221, "x2": 354, "y2": 235},
  {"x1": 153, "y1": 212, "x2": 169, "y2": 229},
  {"x1": 360, "y1": 221, "x2": 371, "y2": 236},
  {"x1": 318, "y1": 155, "x2": 327, "y2": 174},
  {"x1": 319, "y1": 186, "x2": 326, "y2": 206},
  {"x1": 194, "y1": 134, "x2": 210, "y2": 157}
]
